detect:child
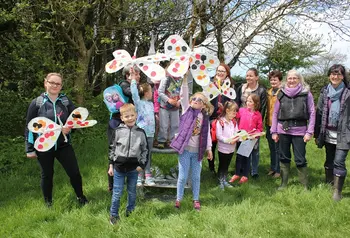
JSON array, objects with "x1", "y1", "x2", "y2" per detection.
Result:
[
  {"x1": 229, "y1": 94, "x2": 263, "y2": 184},
  {"x1": 108, "y1": 103, "x2": 149, "y2": 225},
  {"x1": 130, "y1": 70, "x2": 156, "y2": 186},
  {"x1": 216, "y1": 101, "x2": 239, "y2": 190},
  {"x1": 170, "y1": 74, "x2": 213, "y2": 211},
  {"x1": 157, "y1": 64, "x2": 182, "y2": 148}
]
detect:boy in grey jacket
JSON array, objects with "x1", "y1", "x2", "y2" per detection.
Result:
[{"x1": 108, "y1": 103, "x2": 149, "y2": 225}]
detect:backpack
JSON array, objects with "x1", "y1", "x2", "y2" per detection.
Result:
[
  {"x1": 103, "y1": 84, "x2": 129, "y2": 114},
  {"x1": 36, "y1": 94, "x2": 69, "y2": 111},
  {"x1": 210, "y1": 119, "x2": 225, "y2": 143}
]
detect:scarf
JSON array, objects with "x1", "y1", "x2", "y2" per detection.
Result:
[
  {"x1": 327, "y1": 82, "x2": 345, "y2": 127},
  {"x1": 282, "y1": 83, "x2": 302, "y2": 97}
]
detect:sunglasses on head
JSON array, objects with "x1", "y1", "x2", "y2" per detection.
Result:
[{"x1": 191, "y1": 97, "x2": 204, "y2": 103}]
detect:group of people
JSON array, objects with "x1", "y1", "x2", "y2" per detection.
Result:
[{"x1": 25, "y1": 63, "x2": 350, "y2": 226}]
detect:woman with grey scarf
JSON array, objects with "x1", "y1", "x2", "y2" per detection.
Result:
[{"x1": 315, "y1": 64, "x2": 350, "y2": 201}]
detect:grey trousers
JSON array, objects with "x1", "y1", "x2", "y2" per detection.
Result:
[{"x1": 158, "y1": 107, "x2": 179, "y2": 143}]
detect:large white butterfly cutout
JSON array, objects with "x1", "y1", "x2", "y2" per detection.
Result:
[
  {"x1": 202, "y1": 78, "x2": 236, "y2": 101},
  {"x1": 28, "y1": 107, "x2": 97, "y2": 152},
  {"x1": 165, "y1": 35, "x2": 220, "y2": 86},
  {"x1": 105, "y1": 50, "x2": 169, "y2": 82}
]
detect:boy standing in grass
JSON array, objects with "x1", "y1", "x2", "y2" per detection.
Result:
[{"x1": 108, "y1": 103, "x2": 149, "y2": 225}]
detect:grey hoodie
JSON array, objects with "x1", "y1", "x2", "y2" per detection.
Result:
[{"x1": 108, "y1": 123, "x2": 149, "y2": 172}]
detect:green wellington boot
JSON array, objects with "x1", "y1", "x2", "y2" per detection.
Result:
[{"x1": 278, "y1": 163, "x2": 290, "y2": 190}]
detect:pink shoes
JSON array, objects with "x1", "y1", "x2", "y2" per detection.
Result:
[
  {"x1": 238, "y1": 176, "x2": 248, "y2": 184},
  {"x1": 229, "y1": 175, "x2": 240, "y2": 183},
  {"x1": 193, "y1": 200, "x2": 201, "y2": 211}
]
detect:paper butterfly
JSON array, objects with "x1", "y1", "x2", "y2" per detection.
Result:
[
  {"x1": 202, "y1": 78, "x2": 236, "y2": 101},
  {"x1": 164, "y1": 35, "x2": 220, "y2": 86},
  {"x1": 28, "y1": 107, "x2": 97, "y2": 152},
  {"x1": 105, "y1": 49, "x2": 169, "y2": 82}
]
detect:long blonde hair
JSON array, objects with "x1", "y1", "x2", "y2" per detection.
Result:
[{"x1": 190, "y1": 92, "x2": 214, "y2": 116}]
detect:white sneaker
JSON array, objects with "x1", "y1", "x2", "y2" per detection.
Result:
[
  {"x1": 137, "y1": 176, "x2": 143, "y2": 187},
  {"x1": 145, "y1": 177, "x2": 156, "y2": 186}
]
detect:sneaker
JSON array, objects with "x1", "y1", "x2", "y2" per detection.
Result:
[
  {"x1": 219, "y1": 181, "x2": 225, "y2": 190},
  {"x1": 77, "y1": 195, "x2": 88, "y2": 205},
  {"x1": 273, "y1": 173, "x2": 280, "y2": 178},
  {"x1": 175, "y1": 200, "x2": 180, "y2": 209},
  {"x1": 223, "y1": 181, "x2": 233, "y2": 188},
  {"x1": 267, "y1": 170, "x2": 275, "y2": 176},
  {"x1": 229, "y1": 175, "x2": 240, "y2": 183},
  {"x1": 137, "y1": 176, "x2": 143, "y2": 187},
  {"x1": 193, "y1": 200, "x2": 201, "y2": 211},
  {"x1": 126, "y1": 210, "x2": 133, "y2": 217},
  {"x1": 157, "y1": 143, "x2": 165, "y2": 149},
  {"x1": 238, "y1": 176, "x2": 248, "y2": 184},
  {"x1": 145, "y1": 177, "x2": 156, "y2": 186},
  {"x1": 109, "y1": 216, "x2": 119, "y2": 225}
]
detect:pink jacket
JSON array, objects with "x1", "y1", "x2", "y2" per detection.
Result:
[
  {"x1": 238, "y1": 107, "x2": 263, "y2": 133},
  {"x1": 153, "y1": 83, "x2": 160, "y2": 113}
]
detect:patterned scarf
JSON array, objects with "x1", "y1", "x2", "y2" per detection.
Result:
[{"x1": 327, "y1": 82, "x2": 345, "y2": 127}]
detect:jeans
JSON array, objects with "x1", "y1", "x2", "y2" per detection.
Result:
[
  {"x1": 279, "y1": 134, "x2": 307, "y2": 167},
  {"x1": 250, "y1": 140, "x2": 260, "y2": 176},
  {"x1": 177, "y1": 150, "x2": 202, "y2": 201},
  {"x1": 266, "y1": 126, "x2": 280, "y2": 173},
  {"x1": 324, "y1": 142, "x2": 336, "y2": 170},
  {"x1": 37, "y1": 145, "x2": 83, "y2": 201},
  {"x1": 334, "y1": 149, "x2": 349, "y2": 177},
  {"x1": 145, "y1": 137, "x2": 154, "y2": 175},
  {"x1": 110, "y1": 169, "x2": 138, "y2": 218}
]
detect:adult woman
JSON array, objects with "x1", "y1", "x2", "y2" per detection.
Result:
[
  {"x1": 208, "y1": 63, "x2": 234, "y2": 175},
  {"x1": 271, "y1": 70, "x2": 315, "y2": 190},
  {"x1": 266, "y1": 70, "x2": 283, "y2": 178},
  {"x1": 25, "y1": 73, "x2": 88, "y2": 207},
  {"x1": 235, "y1": 68, "x2": 267, "y2": 178},
  {"x1": 315, "y1": 64, "x2": 350, "y2": 201}
]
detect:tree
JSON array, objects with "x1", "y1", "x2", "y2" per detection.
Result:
[
  {"x1": 257, "y1": 38, "x2": 323, "y2": 75},
  {"x1": 308, "y1": 51, "x2": 348, "y2": 75}
]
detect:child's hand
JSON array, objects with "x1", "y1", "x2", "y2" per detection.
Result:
[
  {"x1": 108, "y1": 166, "x2": 114, "y2": 176},
  {"x1": 230, "y1": 136, "x2": 240, "y2": 144},
  {"x1": 129, "y1": 66, "x2": 136, "y2": 80},
  {"x1": 168, "y1": 98, "x2": 177, "y2": 106},
  {"x1": 136, "y1": 166, "x2": 143, "y2": 172},
  {"x1": 206, "y1": 150, "x2": 213, "y2": 161}
]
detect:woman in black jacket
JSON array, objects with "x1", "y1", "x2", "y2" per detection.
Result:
[
  {"x1": 25, "y1": 73, "x2": 88, "y2": 207},
  {"x1": 315, "y1": 64, "x2": 350, "y2": 201}
]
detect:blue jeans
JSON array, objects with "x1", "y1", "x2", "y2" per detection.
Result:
[
  {"x1": 334, "y1": 149, "x2": 349, "y2": 177},
  {"x1": 177, "y1": 150, "x2": 202, "y2": 201},
  {"x1": 110, "y1": 169, "x2": 138, "y2": 218},
  {"x1": 250, "y1": 140, "x2": 260, "y2": 176},
  {"x1": 266, "y1": 126, "x2": 280, "y2": 173}
]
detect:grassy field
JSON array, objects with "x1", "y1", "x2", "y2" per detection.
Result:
[{"x1": 1, "y1": 129, "x2": 350, "y2": 238}]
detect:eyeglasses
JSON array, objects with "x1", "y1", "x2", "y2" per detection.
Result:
[
  {"x1": 191, "y1": 97, "x2": 204, "y2": 103},
  {"x1": 46, "y1": 80, "x2": 62, "y2": 87},
  {"x1": 217, "y1": 70, "x2": 227, "y2": 74},
  {"x1": 330, "y1": 73, "x2": 343, "y2": 77}
]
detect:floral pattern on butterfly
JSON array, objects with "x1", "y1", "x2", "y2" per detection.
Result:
[
  {"x1": 105, "y1": 49, "x2": 169, "y2": 82},
  {"x1": 164, "y1": 35, "x2": 220, "y2": 87},
  {"x1": 28, "y1": 107, "x2": 97, "y2": 152}
]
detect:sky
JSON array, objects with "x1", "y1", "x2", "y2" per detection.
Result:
[{"x1": 230, "y1": 20, "x2": 350, "y2": 77}]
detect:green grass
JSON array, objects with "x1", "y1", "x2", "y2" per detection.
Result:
[{"x1": 1, "y1": 128, "x2": 350, "y2": 237}]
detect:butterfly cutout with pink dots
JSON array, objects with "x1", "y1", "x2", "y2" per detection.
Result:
[
  {"x1": 165, "y1": 35, "x2": 220, "y2": 87},
  {"x1": 28, "y1": 107, "x2": 97, "y2": 152},
  {"x1": 202, "y1": 78, "x2": 236, "y2": 101},
  {"x1": 105, "y1": 50, "x2": 169, "y2": 82}
]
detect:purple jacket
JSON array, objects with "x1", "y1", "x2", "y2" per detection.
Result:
[{"x1": 170, "y1": 107, "x2": 209, "y2": 161}]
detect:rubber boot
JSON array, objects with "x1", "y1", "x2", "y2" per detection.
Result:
[
  {"x1": 333, "y1": 176, "x2": 345, "y2": 201},
  {"x1": 297, "y1": 166, "x2": 308, "y2": 190},
  {"x1": 325, "y1": 168, "x2": 334, "y2": 185},
  {"x1": 278, "y1": 163, "x2": 290, "y2": 190}
]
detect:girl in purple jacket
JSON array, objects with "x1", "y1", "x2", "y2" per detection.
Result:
[{"x1": 170, "y1": 74, "x2": 213, "y2": 211}]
